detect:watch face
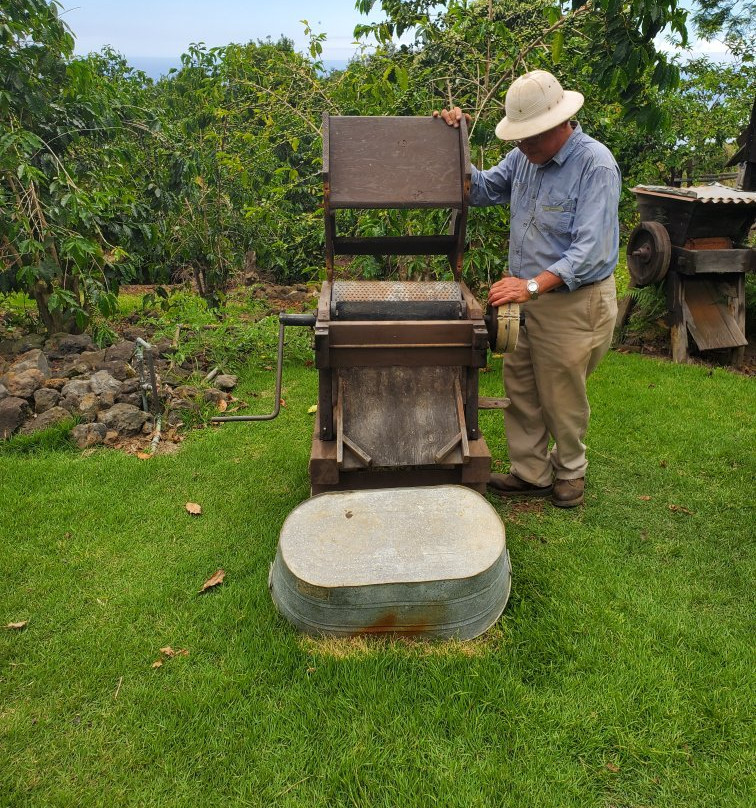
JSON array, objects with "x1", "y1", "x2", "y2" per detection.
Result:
[{"x1": 527, "y1": 280, "x2": 538, "y2": 294}]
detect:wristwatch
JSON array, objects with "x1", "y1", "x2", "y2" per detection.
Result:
[{"x1": 526, "y1": 279, "x2": 540, "y2": 300}]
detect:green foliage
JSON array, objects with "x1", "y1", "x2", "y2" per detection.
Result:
[
  {"x1": 2, "y1": 0, "x2": 753, "y2": 329},
  {"x1": 0, "y1": 2, "x2": 160, "y2": 332}
]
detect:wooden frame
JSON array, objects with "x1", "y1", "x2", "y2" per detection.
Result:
[{"x1": 322, "y1": 114, "x2": 470, "y2": 282}]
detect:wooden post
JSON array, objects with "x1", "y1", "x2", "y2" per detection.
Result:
[
  {"x1": 666, "y1": 270, "x2": 689, "y2": 363},
  {"x1": 726, "y1": 273, "x2": 747, "y2": 367}
]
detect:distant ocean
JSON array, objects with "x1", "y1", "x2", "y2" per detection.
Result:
[{"x1": 128, "y1": 55, "x2": 350, "y2": 80}]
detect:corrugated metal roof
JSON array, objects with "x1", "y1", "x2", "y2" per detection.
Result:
[{"x1": 633, "y1": 183, "x2": 756, "y2": 205}]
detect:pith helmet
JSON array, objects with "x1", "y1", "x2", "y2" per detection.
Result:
[{"x1": 495, "y1": 70, "x2": 584, "y2": 141}]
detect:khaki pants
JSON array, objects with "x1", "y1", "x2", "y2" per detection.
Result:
[{"x1": 502, "y1": 275, "x2": 618, "y2": 487}]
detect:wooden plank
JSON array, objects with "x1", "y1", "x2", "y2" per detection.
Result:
[
  {"x1": 311, "y1": 467, "x2": 487, "y2": 495},
  {"x1": 327, "y1": 347, "x2": 486, "y2": 369},
  {"x1": 673, "y1": 246, "x2": 755, "y2": 275},
  {"x1": 727, "y1": 274, "x2": 747, "y2": 366},
  {"x1": 321, "y1": 112, "x2": 330, "y2": 180},
  {"x1": 435, "y1": 432, "x2": 462, "y2": 464},
  {"x1": 450, "y1": 117, "x2": 470, "y2": 279},
  {"x1": 612, "y1": 290, "x2": 636, "y2": 347},
  {"x1": 328, "y1": 117, "x2": 464, "y2": 209},
  {"x1": 324, "y1": 208, "x2": 335, "y2": 281},
  {"x1": 317, "y1": 368, "x2": 334, "y2": 441},
  {"x1": 683, "y1": 237, "x2": 733, "y2": 250},
  {"x1": 479, "y1": 397, "x2": 510, "y2": 409},
  {"x1": 459, "y1": 282, "x2": 484, "y2": 319},
  {"x1": 320, "y1": 320, "x2": 487, "y2": 368},
  {"x1": 453, "y1": 377, "x2": 470, "y2": 462},
  {"x1": 335, "y1": 377, "x2": 344, "y2": 467},
  {"x1": 460, "y1": 438, "x2": 491, "y2": 484},
  {"x1": 326, "y1": 320, "x2": 477, "y2": 347},
  {"x1": 309, "y1": 415, "x2": 339, "y2": 485},
  {"x1": 317, "y1": 282, "x2": 331, "y2": 322},
  {"x1": 682, "y1": 278, "x2": 747, "y2": 350},
  {"x1": 333, "y1": 235, "x2": 457, "y2": 255},
  {"x1": 464, "y1": 367, "x2": 479, "y2": 439},
  {"x1": 666, "y1": 270, "x2": 688, "y2": 363},
  {"x1": 340, "y1": 366, "x2": 462, "y2": 468},
  {"x1": 342, "y1": 434, "x2": 372, "y2": 467}
]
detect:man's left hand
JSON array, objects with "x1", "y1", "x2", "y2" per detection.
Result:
[{"x1": 488, "y1": 277, "x2": 530, "y2": 306}]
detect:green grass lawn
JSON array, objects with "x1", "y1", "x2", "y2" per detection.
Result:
[{"x1": 1, "y1": 349, "x2": 754, "y2": 807}]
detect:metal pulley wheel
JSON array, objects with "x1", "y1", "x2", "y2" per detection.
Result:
[
  {"x1": 485, "y1": 302, "x2": 520, "y2": 353},
  {"x1": 627, "y1": 221, "x2": 671, "y2": 286}
]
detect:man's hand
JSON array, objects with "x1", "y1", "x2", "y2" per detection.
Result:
[
  {"x1": 488, "y1": 271, "x2": 563, "y2": 306},
  {"x1": 433, "y1": 107, "x2": 471, "y2": 128},
  {"x1": 488, "y1": 277, "x2": 530, "y2": 307}
]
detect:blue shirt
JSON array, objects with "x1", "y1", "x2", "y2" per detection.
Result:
[{"x1": 469, "y1": 124, "x2": 620, "y2": 291}]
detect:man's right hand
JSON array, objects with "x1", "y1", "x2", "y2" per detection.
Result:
[{"x1": 432, "y1": 107, "x2": 471, "y2": 128}]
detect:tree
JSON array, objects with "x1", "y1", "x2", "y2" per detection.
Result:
[
  {"x1": 0, "y1": 1, "x2": 157, "y2": 333},
  {"x1": 354, "y1": 0, "x2": 687, "y2": 128}
]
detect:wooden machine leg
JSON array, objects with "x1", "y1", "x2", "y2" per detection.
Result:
[
  {"x1": 666, "y1": 270, "x2": 689, "y2": 363},
  {"x1": 726, "y1": 273, "x2": 746, "y2": 367},
  {"x1": 612, "y1": 282, "x2": 636, "y2": 347}
]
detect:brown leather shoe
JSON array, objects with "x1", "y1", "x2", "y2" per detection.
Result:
[
  {"x1": 551, "y1": 478, "x2": 585, "y2": 508},
  {"x1": 488, "y1": 473, "x2": 553, "y2": 498}
]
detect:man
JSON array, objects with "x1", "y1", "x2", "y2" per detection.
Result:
[{"x1": 436, "y1": 70, "x2": 620, "y2": 507}]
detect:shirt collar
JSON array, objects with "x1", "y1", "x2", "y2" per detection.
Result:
[
  {"x1": 552, "y1": 122, "x2": 582, "y2": 166},
  {"x1": 538, "y1": 122, "x2": 583, "y2": 169}
]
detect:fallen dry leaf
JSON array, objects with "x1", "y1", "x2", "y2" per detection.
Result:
[
  {"x1": 199, "y1": 569, "x2": 225, "y2": 593},
  {"x1": 151, "y1": 659, "x2": 163, "y2": 669},
  {"x1": 279, "y1": 398, "x2": 286, "y2": 407},
  {"x1": 668, "y1": 504, "x2": 693, "y2": 515},
  {"x1": 185, "y1": 502, "x2": 202, "y2": 516},
  {"x1": 217, "y1": 399, "x2": 228, "y2": 412},
  {"x1": 136, "y1": 452, "x2": 151, "y2": 460},
  {"x1": 307, "y1": 404, "x2": 318, "y2": 414},
  {"x1": 159, "y1": 646, "x2": 189, "y2": 658},
  {"x1": 5, "y1": 621, "x2": 28, "y2": 630},
  {"x1": 638, "y1": 495, "x2": 652, "y2": 501},
  {"x1": 606, "y1": 762, "x2": 620, "y2": 773}
]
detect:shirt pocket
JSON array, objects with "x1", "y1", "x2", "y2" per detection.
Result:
[{"x1": 536, "y1": 194, "x2": 576, "y2": 236}]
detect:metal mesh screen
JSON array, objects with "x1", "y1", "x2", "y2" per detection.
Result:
[{"x1": 331, "y1": 281, "x2": 462, "y2": 304}]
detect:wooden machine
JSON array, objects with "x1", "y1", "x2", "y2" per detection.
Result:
[
  {"x1": 308, "y1": 113, "x2": 509, "y2": 495},
  {"x1": 626, "y1": 184, "x2": 756, "y2": 365},
  {"x1": 220, "y1": 114, "x2": 517, "y2": 638}
]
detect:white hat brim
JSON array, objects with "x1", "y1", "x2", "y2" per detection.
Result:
[{"x1": 495, "y1": 90, "x2": 584, "y2": 141}]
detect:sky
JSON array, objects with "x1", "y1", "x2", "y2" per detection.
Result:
[
  {"x1": 60, "y1": 1, "x2": 382, "y2": 62},
  {"x1": 59, "y1": 1, "x2": 731, "y2": 72}
]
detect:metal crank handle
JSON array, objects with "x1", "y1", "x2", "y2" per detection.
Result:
[{"x1": 211, "y1": 312, "x2": 316, "y2": 423}]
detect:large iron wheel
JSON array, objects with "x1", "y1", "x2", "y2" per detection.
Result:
[{"x1": 626, "y1": 220, "x2": 671, "y2": 286}]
